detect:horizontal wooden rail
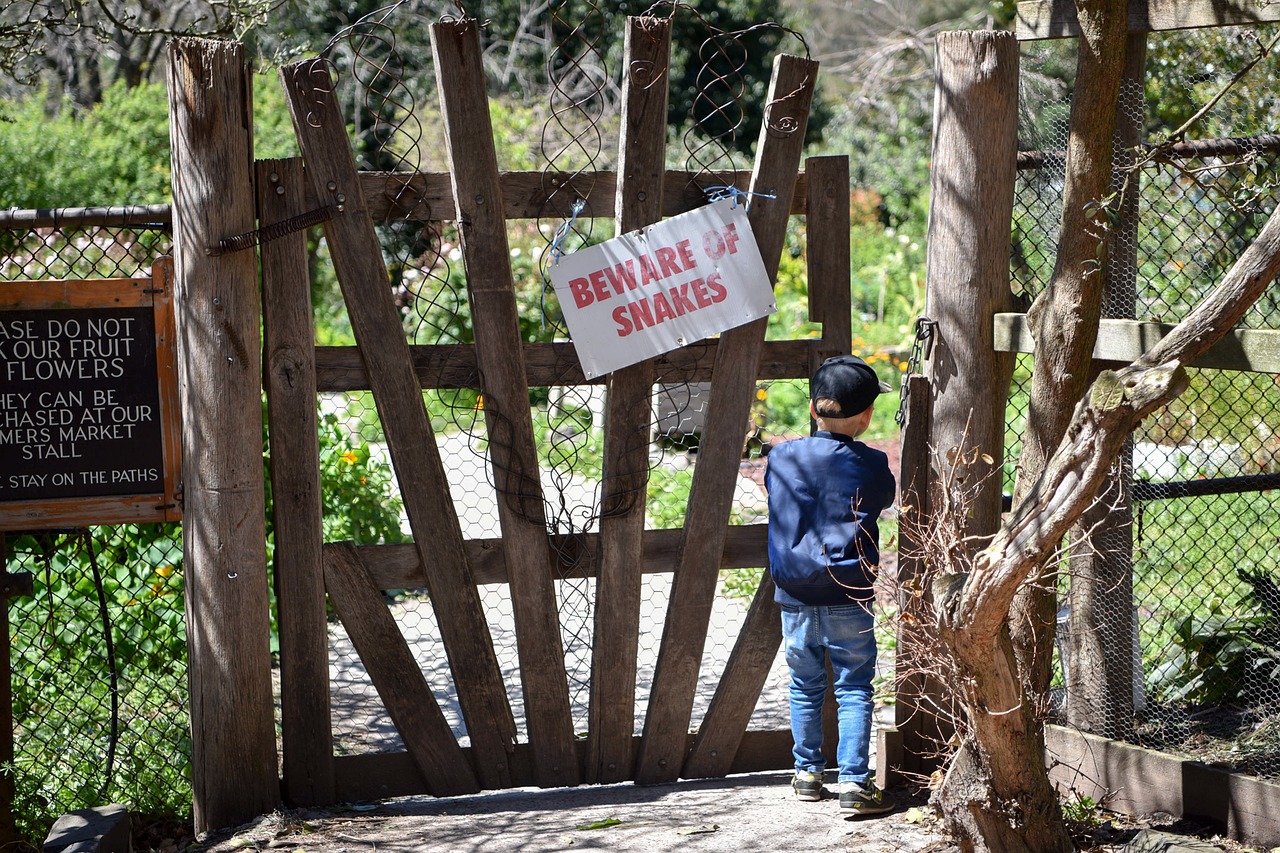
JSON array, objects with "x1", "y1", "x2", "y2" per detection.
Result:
[
  {"x1": 994, "y1": 313, "x2": 1280, "y2": 374},
  {"x1": 327, "y1": 523, "x2": 768, "y2": 589},
  {"x1": 1016, "y1": 0, "x2": 1280, "y2": 40},
  {"x1": 1017, "y1": 134, "x2": 1280, "y2": 171},
  {"x1": 348, "y1": 169, "x2": 809, "y2": 222},
  {"x1": 315, "y1": 339, "x2": 816, "y2": 392},
  {"x1": 0, "y1": 169, "x2": 812, "y2": 234},
  {"x1": 331, "y1": 729, "x2": 794, "y2": 802}
]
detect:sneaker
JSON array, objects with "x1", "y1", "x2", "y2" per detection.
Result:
[
  {"x1": 792, "y1": 770, "x2": 824, "y2": 801},
  {"x1": 839, "y1": 781, "x2": 894, "y2": 817}
]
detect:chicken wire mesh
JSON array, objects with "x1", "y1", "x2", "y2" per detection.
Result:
[
  {"x1": 314, "y1": 0, "x2": 819, "y2": 756},
  {"x1": 0, "y1": 217, "x2": 189, "y2": 839},
  {"x1": 1013, "y1": 28, "x2": 1280, "y2": 778}
]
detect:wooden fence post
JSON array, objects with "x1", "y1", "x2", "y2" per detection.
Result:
[
  {"x1": 586, "y1": 14, "x2": 672, "y2": 785},
  {"x1": 903, "y1": 30, "x2": 1019, "y2": 781},
  {"x1": 166, "y1": 37, "x2": 280, "y2": 832},
  {"x1": 922, "y1": 30, "x2": 1019, "y2": 541}
]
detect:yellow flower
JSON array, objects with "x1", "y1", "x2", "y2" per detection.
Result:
[
  {"x1": 156, "y1": 565, "x2": 175, "y2": 578},
  {"x1": 341, "y1": 450, "x2": 359, "y2": 465},
  {"x1": 756, "y1": 387, "x2": 768, "y2": 401}
]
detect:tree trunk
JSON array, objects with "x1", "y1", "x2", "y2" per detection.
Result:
[
  {"x1": 1011, "y1": 0, "x2": 1131, "y2": 703},
  {"x1": 937, "y1": 624, "x2": 1071, "y2": 853}
]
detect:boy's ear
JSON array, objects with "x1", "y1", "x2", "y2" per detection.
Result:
[{"x1": 809, "y1": 401, "x2": 817, "y2": 420}]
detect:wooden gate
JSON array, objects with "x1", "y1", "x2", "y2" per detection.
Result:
[{"x1": 169, "y1": 16, "x2": 852, "y2": 820}]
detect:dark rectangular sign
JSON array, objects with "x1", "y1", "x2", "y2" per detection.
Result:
[{"x1": 0, "y1": 261, "x2": 181, "y2": 529}]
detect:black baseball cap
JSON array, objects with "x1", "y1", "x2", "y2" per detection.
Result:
[{"x1": 810, "y1": 355, "x2": 892, "y2": 418}]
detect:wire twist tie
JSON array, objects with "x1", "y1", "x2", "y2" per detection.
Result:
[
  {"x1": 703, "y1": 185, "x2": 777, "y2": 209},
  {"x1": 549, "y1": 199, "x2": 586, "y2": 266}
]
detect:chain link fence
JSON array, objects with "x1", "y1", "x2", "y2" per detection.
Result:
[
  {"x1": 0, "y1": 213, "x2": 189, "y2": 842},
  {"x1": 1013, "y1": 28, "x2": 1280, "y2": 780}
]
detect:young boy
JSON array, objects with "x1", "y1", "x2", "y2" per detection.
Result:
[{"x1": 765, "y1": 354, "x2": 896, "y2": 817}]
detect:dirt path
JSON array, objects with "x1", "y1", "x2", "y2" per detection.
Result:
[{"x1": 190, "y1": 772, "x2": 945, "y2": 853}]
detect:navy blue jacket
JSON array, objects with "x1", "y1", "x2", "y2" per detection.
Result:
[{"x1": 765, "y1": 432, "x2": 895, "y2": 606}]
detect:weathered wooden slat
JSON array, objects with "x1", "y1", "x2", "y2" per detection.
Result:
[
  {"x1": 259, "y1": 158, "x2": 335, "y2": 807},
  {"x1": 889, "y1": 374, "x2": 945, "y2": 785},
  {"x1": 804, "y1": 156, "x2": 853, "y2": 365},
  {"x1": 994, "y1": 313, "x2": 1280, "y2": 373},
  {"x1": 0, "y1": 494, "x2": 175, "y2": 532},
  {"x1": 280, "y1": 57, "x2": 518, "y2": 790},
  {"x1": 0, "y1": 276, "x2": 154, "y2": 308},
  {"x1": 352, "y1": 169, "x2": 809, "y2": 221},
  {"x1": 331, "y1": 729, "x2": 795, "y2": 803},
  {"x1": 314, "y1": 338, "x2": 813, "y2": 392},
  {"x1": 166, "y1": 37, "x2": 280, "y2": 833},
  {"x1": 636, "y1": 54, "x2": 818, "y2": 785},
  {"x1": 323, "y1": 543, "x2": 479, "y2": 795},
  {"x1": 431, "y1": 19, "x2": 579, "y2": 789},
  {"x1": 151, "y1": 259, "x2": 184, "y2": 525},
  {"x1": 683, "y1": 570, "x2": 782, "y2": 777},
  {"x1": 1015, "y1": 0, "x2": 1280, "y2": 40},
  {"x1": 586, "y1": 15, "x2": 672, "y2": 787},
  {"x1": 1046, "y1": 725, "x2": 1280, "y2": 850},
  {"x1": 334, "y1": 523, "x2": 769, "y2": 588}
]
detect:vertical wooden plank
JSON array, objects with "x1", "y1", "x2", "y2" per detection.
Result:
[
  {"x1": 166, "y1": 37, "x2": 280, "y2": 832},
  {"x1": 430, "y1": 20, "x2": 579, "y2": 789},
  {"x1": 635, "y1": 54, "x2": 818, "y2": 784},
  {"x1": 684, "y1": 148, "x2": 842, "y2": 765},
  {"x1": 259, "y1": 158, "x2": 335, "y2": 806},
  {"x1": 683, "y1": 570, "x2": 782, "y2": 777},
  {"x1": 805, "y1": 155, "x2": 853, "y2": 364},
  {"x1": 586, "y1": 15, "x2": 672, "y2": 786},
  {"x1": 324, "y1": 544, "x2": 479, "y2": 795},
  {"x1": 279, "y1": 57, "x2": 518, "y2": 790},
  {"x1": 686, "y1": 155, "x2": 850, "y2": 774},
  {"x1": 151, "y1": 258, "x2": 184, "y2": 523},
  {"x1": 890, "y1": 374, "x2": 948, "y2": 782},
  {"x1": 922, "y1": 31, "x2": 1019, "y2": 540}
]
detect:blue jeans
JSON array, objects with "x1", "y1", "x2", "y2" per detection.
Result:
[{"x1": 780, "y1": 602, "x2": 877, "y2": 784}]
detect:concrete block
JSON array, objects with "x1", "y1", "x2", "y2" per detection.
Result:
[{"x1": 43, "y1": 805, "x2": 131, "y2": 853}]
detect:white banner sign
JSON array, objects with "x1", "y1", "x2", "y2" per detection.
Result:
[{"x1": 549, "y1": 198, "x2": 776, "y2": 379}]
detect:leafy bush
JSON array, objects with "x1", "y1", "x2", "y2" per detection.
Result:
[{"x1": 1148, "y1": 569, "x2": 1280, "y2": 706}]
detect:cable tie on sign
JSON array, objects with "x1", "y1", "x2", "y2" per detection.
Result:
[
  {"x1": 703, "y1": 185, "x2": 776, "y2": 209},
  {"x1": 549, "y1": 198, "x2": 586, "y2": 266}
]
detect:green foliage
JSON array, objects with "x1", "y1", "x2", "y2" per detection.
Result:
[
  {"x1": 1059, "y1": 791, "x2": 1102, "y2": 827},
  {"x1": 7, "y1": 527, "x2": 189, "y2": 841},
  {"x1": 1149, "y1": 593, "x2": 1280, "y2": 706},
  {"x1": 1145, "y1": 26, "x2": 1280, "y2": 140},
  {"x1": 313, "y1": 409, "x2": 408, "y2": 544},
  {"x1": 0, "y1": 81, "x2": 171, "y2": 206}
]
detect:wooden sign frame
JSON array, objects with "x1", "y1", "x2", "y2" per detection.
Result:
[{"x1": 0, "y1": 258, "x2": 182, "y2": 529}]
